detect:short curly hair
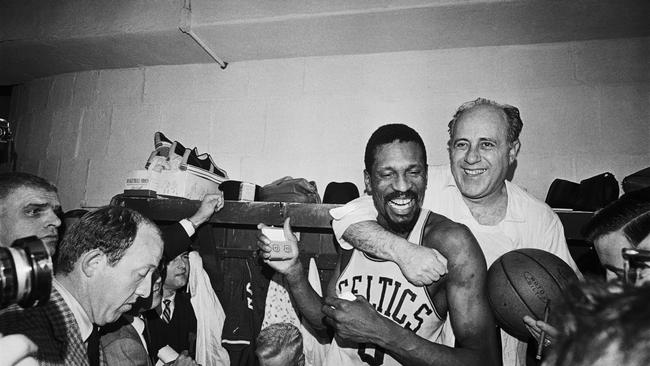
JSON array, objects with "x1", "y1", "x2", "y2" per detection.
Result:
[{"x1": 256, "y1": 323, "x2": 304, "y2": 366}]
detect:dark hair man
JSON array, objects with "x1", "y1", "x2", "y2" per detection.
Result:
[
  {"x1": 544, "y1": 282, "x2": 650, "y2": 366},
  {"x1": 0, "y1": 172, "x2": 61, "y2": 254},
  {"x1": 330, "y1": 98, "x2": 580, "y2": 365},
  {"x1": 0, "y1": 205, "x2": 164, "y2": 365},
  {"x1": 524, "y1": 188, "x2": 650, "y2": 346},
  {"x1": 583, "y1": 188, "x2": 650, "y2": 283},
  {"x1": 257, "y1": 124, "x2": 499, "y2": 366}
]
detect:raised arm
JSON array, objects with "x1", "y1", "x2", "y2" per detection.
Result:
[
  {"x1": 256, "y1": 218, "x2": 329, "y2": 331},
  {"x1": 331, "y1": 196, "x2": 447, "y2": 286}
]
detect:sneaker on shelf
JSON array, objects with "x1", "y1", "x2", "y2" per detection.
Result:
[
  {"x1": 145, "y1": 132, "x2": 174, "y2": 169},
  {"x1": 169, "y1": 141, "x2": 191, "y2": 170},
  {"x1": 154, "y1": 132, "x2": 173, "y2": 151},
  {"x1": 188, "y1": 147, "x2": 228, "y2": 179}
]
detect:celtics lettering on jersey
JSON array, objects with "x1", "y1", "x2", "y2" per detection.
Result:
[
  {"x1": 337, "y1": 275, "x2": 434, "y2": 333},
  {"x1": 328, "y1": 209, "x2": 446, "y2": 366}
]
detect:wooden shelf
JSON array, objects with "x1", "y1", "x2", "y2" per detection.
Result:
[{"x1": 111, "y1": 194, "x2": 340, "y2": 231}]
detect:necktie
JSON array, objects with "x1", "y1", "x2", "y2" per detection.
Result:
[
  {"x1": 87, "y1": 324, "x2": 100, "y2": 366},
  {"x1": 162, "y1": 299, "x2": 172, "y2": 323}
]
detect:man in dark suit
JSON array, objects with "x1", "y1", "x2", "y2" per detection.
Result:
[
  {"x1": 143, "y1": 193, "x2": 223, "y2": 362},
  {"x1": 0, "y1": 205, "x2": 164, "y2": 366},
  {"x1": 101, "y1": 193, "x2": 223, "y2": 366}
]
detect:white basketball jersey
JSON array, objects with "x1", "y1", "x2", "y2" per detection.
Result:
[{"x1": 325, "y1": 209, "x2": 449, "y2": 366}]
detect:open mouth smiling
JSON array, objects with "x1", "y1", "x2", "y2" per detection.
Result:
[
  {"x1": 388, "y1": 197, "x2": 415, "y2": 214},
  {"x1": 463, "y1": 168, "x2": 487, "y2": 176}
]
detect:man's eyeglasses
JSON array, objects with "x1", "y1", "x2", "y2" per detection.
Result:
[{"x1": 620, "y1": 248, "x2": 650, "y2": 286}]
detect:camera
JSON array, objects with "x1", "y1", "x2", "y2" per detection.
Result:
[
  {"x1": 622, "y1": 248, "x2": 650, "y2": 286},
  {"x1": 0, "y1": 236, "x2": 53, "y2": 309},
  {"x1": 0, "y1": 118, "x2": 12, "y2": 143}
]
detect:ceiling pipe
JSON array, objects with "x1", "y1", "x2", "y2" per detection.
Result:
[{"x1": 179, "y1": 0, "x2": 228, "y2": 70}]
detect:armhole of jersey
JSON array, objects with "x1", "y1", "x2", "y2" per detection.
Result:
[
  {"x1": 334, "y1": 249, "x2": 354, "y2": 293},
  {"x1": 423, "y1": 286, "x2": 446, "y2": 321},
  {"x1": 419, "y1": 210, "x2": 446, "y2": 321}
]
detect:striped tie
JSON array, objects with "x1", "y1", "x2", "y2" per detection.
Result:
[{"x1": 162, "y1": 299, "x2": 171, "y2": 323}]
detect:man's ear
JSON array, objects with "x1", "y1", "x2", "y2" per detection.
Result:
[
  {"x1": 80, "y1": 249, "x2": 106, "y2": 278},
  {"x1": 508, "y1": 140, "x2": 521, "y2": 164},
  {"x1": 363, "y1": 170, "x2": 372, "y2": 195}
]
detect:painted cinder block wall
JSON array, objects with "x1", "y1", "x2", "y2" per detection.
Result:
[{"x1": 8, "y1": 36, "x2": 650, "y2": 210}]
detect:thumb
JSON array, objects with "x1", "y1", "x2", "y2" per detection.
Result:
[{"x1": 282, "y1": 217, "x2": 294, "y2": 240}]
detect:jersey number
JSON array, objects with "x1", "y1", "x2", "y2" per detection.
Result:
[{"x1": 358, "y1": 344, "x2": 385, "y2": 366}]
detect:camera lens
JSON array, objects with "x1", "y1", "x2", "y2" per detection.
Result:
[{"x1": 0, "y1": 236, "x2": 53, "y2": 309}]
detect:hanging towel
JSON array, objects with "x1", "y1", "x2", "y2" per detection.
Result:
[
  {"x1": 261, "y1": 272, "x2": 301, "y2": 329},
  {"x1": 188, "y1": 251, "x2": 230, "y2": 366},
  {"x1": 300, "y1": 258, "x2": 330, "y2": 366},
  {"x1": 261, "y1": 258, "x2": 330, "y2": 366}
]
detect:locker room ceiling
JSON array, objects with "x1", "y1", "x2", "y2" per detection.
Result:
[{"x1": 1, "y1": 0, "x2": 649, "y2": 85}]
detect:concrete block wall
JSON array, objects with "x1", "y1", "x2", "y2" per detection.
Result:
[{"x1": 9, "y1": 36, "x2": 650, "y2": 210}]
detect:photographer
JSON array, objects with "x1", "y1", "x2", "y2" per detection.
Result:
[
  {"x1": 1, "y1": 172, "x2": 63, "y2": 365},
  {"x1": 0, "y1": 206, "x2": 164, "y2": 365}
]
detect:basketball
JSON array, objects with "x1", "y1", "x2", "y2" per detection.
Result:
[{"x1": 487, "y1": 248, "x2": 579, "y2": 341}]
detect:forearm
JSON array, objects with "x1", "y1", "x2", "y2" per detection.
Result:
[
  {"x1": 378, "y1": 321, "x2": 488, "y2": 366},
  {"x1": 343, "y1": 221, "x2": 414, "y2": 262},
  {"x1": 284, "y1": 266, "x2": 328, "y2": 331}
]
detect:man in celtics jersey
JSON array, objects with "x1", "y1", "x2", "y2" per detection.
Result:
[{"x1": 257, "y1": 124, "x2": 500, "y2": 366}]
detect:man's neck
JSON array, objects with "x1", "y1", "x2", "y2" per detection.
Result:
[
  {"x1": 462, "y1": 184, "x2": 508, "y2": 225},
  {"x1": 55, "y1": 273, "x2": 89, "y2": 312},
  {"x1": 54, "y1": 273, "x2": 95, "y2": 338},
  {"x1": 162, "y1": 287, "x2": 176, "y2": 299}
]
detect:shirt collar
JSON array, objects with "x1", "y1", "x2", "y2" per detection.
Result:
[
  {"x1": 53, "y1": 279, "x2": 94, "y2": 342},
  {"x1": 162, "y1": 292, "x2": 177, "y2": 303},
  {"x1": 131, "y1": 315, "x2": 145, "y2": 334},
  {"x1": 503, "y1": 180, "x2": 525, "y2": 223}
]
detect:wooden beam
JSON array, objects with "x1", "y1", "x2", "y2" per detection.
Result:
[{"x1": 111, "y1": 194, "x2": 340, "y2": 230}]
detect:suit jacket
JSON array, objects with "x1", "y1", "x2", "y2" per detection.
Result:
[
  {"x1": 0, "y1": 286, "x2": 105, "y2": 366},
  {"x1": 143, "y1": 291, "x2": 197, "y2": 363},
  {"x1": 101, "y1": 316, "x2": 152, "y2": 366},
  {"x1": 160, "y1": 222, "x2": 193, "y2": 260}
]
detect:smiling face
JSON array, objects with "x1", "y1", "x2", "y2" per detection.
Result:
[
  {"x1": 90, "y1": 223, "x2": 163, "y2": 325},
  {"x1": 164, "y1": 251, "x2": 190, "y2": 291},
  {"x1": 364, "y1": 140, "x2": 427, "y2": 235},
  {"x1": 448, "y1": 105, "x2": 520, "y2": 202},
  {"x1": 0, "y1": 186, "x2": 61, "y2": 254}
]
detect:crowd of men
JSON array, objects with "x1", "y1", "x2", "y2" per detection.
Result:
[{"x1": 1, "y1": 97, "x2": 649, "y2": 366}]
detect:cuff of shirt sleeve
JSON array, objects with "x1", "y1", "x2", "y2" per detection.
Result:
[{"x1": 179, "y1": 218, "x2": 196, "y2": 237}]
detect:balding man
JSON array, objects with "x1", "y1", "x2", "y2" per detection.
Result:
[{"x1": 332, "y1": 98, "x2": 580, "y2": 366}]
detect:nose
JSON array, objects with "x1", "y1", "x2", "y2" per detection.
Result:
[
  {"x1": 392, "y1": 172, "x2": 411, "y2": 193},
  {"x1": 135, "y1": 273, "x2": 153, "y2": 298},
  {"x1": 46, "y1": 209, "x2": 62, "y2": 229},
  {"x1": 464, "y1": 145, "x2": 481, "y2": 164}
]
